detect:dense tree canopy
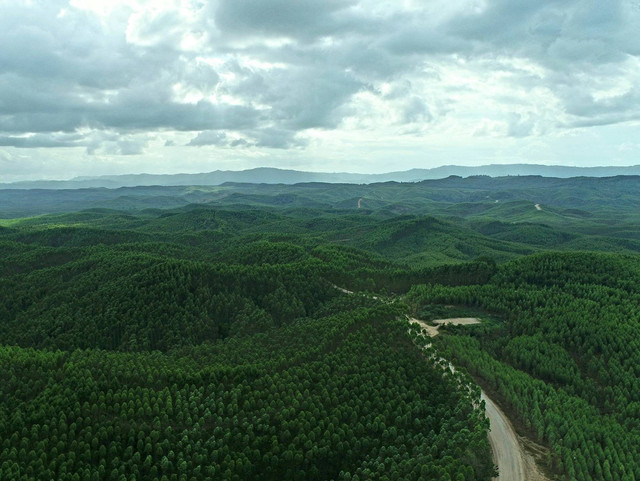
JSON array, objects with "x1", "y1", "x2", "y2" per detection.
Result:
[
  {"x1": 3, "y1": 190, "x2": 640, "y2": 481},
  {"x1": 0, "y1": 208, "x2": 497, "y2": 480},
  {"x1": 407, "y1": 252, "x2": 640, "y2": 481}
]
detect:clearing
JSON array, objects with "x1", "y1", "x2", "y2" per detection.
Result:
[{"x1": 409, "y1": 317, "x2": 480, "y2": 337}]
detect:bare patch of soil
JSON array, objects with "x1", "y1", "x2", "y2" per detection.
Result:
[
  {"x1": 432, "y1": 317, "x2": 481, "y2": 326},
  {"x1": 409, "y1": 317, "x2": 480, "y2": 337},
  {"x1": 408, "y1": 318, "x2": 439, "y2": 337}
]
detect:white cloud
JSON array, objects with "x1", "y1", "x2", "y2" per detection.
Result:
[{"x1": 1, "y1": 0, "x2": 640, "y2": 180}]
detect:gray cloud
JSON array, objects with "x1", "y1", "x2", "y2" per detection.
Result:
[
  {"x1": 212, "y1": 0, "x2": 360, "y2": 41},
  {"x1": 187, "y1": 130, "x2": 229, "y2": 147},
  {"x1": 266, "y1": 68, "x2": 364, "y2": 130},
  {"x1": 0, "y1": 69, "x2": 258, "y2": 134},
  {"x1": 0, "y1": 133, "x2": 84, "y2": 148},
  {"x1": 0, "y1": 0, "x2": 639, "y2": 176},
  {"x1": 187, "y1": 127, "x2": 306, "y2": 149},
  {"x1": 506, "y1": 113, "x2": 536, "y2": 138},
  {"x1": 400, "y1": 96, "x2": 432, "y2": 124},
  {"x1": 563, "y1": 88, "x2": 640, "y2": 118},
  {"x1": 444, "y1": 0, "x2": 639, "y2": 68},
  {"x1": 0, "y1": 1, "x2": 256, "y2": 139},
  {"x1": 249, "y1": 127, "x2": 308, "y2": 149},
  {"x1": 0, "y1": 130, "x2": 152, "y2": 157},
  {"x1": 0, "y1": 2, "x2": 137, "y2": 88},
  {"x1": 103, "y1": 139, "x2": 148, "y2": 156}
]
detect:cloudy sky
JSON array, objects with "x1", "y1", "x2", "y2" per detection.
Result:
[{"x1": 1, "y1": 0, "x2": 640, "y2": 181}]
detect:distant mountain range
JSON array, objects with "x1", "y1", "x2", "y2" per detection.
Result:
[{"x1": 3, "y1": 164, "x2": 640, "y2": 189}]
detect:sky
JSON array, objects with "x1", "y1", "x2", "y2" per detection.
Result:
[{"x1": 1, "y1": 0, "x2": 640, "y2": 181}]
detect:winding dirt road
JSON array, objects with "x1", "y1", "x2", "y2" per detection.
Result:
[{"x1": 410, "y1": 318, "x2": 547, "y2": 481}]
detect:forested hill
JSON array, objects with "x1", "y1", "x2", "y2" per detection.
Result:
[
  {"x1": 0, "y1": 207, "x2": 503, "y2": 350},
  {"x1": 3, "y1": 174, "x2": 640, "y2": 219},
  {"x1": 0, "y1": 203, "x2": 497, "y2": 480},
  {"x1": 2, "y1": 175, "x2": 640, "y2": 480},
  {"x1": 3, "y1": 174, "x2": 640, "y2": 266},
  {"x1": 407, "y1": 252, "x2": 640, "y2": 480}
]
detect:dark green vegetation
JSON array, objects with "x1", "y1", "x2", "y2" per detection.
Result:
[
  {"x1": 4, "y1": 175, "x2": 640, "y2": 266},
  {"x1": 2, "y1": 175, "x2": 640, "y2": 480},
  {"x1": 0, "y1": 203, "x2": 496, "y2": 480},
  {"x1": 408, "y1": 252, "x2": 640, "y2": 481},
  {"x1": 1, "y1": 306, "x2": 493, "y2": 481}
]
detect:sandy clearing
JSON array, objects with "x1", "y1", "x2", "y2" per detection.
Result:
[
  {"x1": 409, "y1": 317, "x2": 480, "y2": 337},
  {"x1": 357, "y1": 198, "x2": 362, "y2": 208},
  {"x1": 535, "y1": 204, "x2": 542, "y2": 211},
  {"x1": 409, "y1": 318, "x2": 439, "y2": 337},
  {"x1": 432, "y1": 317, "x2": 480, "y2": 326}
]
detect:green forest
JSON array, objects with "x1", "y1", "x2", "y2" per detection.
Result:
[
  {"x1": 2, "y1": 175, "x2": 640, "y2": 480},
  {"x1": 407, "y1": 252, "x2": 640, "y2": 481}
]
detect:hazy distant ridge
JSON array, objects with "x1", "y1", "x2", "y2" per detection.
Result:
[{"x1": 4, "y1": 164, "x2": 640, "y2": 189}]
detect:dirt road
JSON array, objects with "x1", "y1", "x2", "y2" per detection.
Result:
[
  {"x1": 483, "y1": 392, "x2": 524, "y2": 480},
  {"x1": 334, "y1": 285, "x2": 378, "y2": 300},
  {"x1": 409, "y1": 317, "x2": 548, "y2": 481},
  {"x1": 483, "y1": 392, "x2": 548, "y2": 480}
]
